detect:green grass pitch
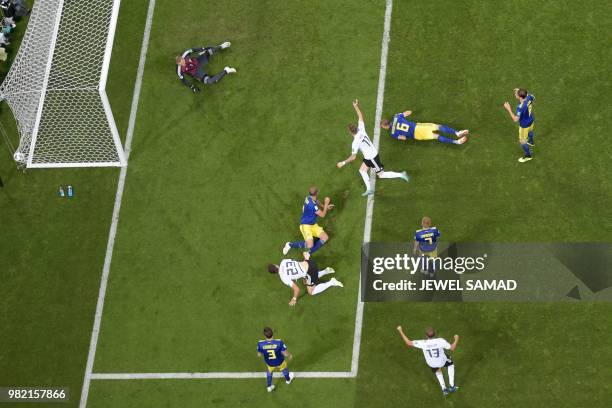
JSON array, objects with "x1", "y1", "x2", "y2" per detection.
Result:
[{"x1": 0, "y1": 0, "x2": 611, "y2": 407}]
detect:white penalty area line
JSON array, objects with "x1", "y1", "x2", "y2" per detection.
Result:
[
  {"x1": 79, "y1": 0, "x2": 158, "y2": 407},
  {"x1": 85, "y1": 0, "x2": 393, "y2": 387},
  {"x1": 91, "y1": 372, "x2": 354, "y2": 380},
  {"x1": 350, "y1": 0, "x2": 393, "y2": 377}
]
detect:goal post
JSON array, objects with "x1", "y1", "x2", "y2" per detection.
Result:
[{"x1": 0, "y1": 0, "x2": 126, "y2": 168}]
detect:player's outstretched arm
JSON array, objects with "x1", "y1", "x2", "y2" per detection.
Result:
[
  {"x1": 289, "y1": 283, "x2": 301, "y2": 306},
  {"x1": 353, "y1": 99, "x2": 364, "y2": 122},
  {"x1": 503, "y1": 102, "x2": 519, "y2": 122},
  {"x1": 282, "y1": 350, "x2": 293, "y2": 360},
  {"x1": 337, "y1": 154, "x2": 357, "y2": 168},
  {"x1": 396, "y1": 326, "x2": 414, "y2": 347},
  {"x1": 450, "y1": 334, "x2": 459, "y2": 351}
]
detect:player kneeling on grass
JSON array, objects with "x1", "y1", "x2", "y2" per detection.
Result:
[
  {"x1": 397, "y1": 325, "x2": 460, "y2": 397},
  {"x1": 381, "y1": 109, "x2": 468, "y2": 145},
  {"x1": 257, "y1": 327, "x2": 294, "y2": 392},
  {"x1": 176, "y1": 41, "x2": 236, "y2": 94},
  {"x1": 268, "y1": 259, "x2": 343, "y2": 306}
]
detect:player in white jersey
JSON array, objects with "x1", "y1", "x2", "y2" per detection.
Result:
[
  {"x1": 396, "y1": 325, "x2": 460, "y2": 396},
  {"x1": 268, "y1": 259, "x2": 343, "y2": 306},
  {"x1": 336, "y1": 99, "x2": 409, "y2": 196}
]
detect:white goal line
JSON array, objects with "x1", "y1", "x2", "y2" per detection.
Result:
[{"x1": 83, "y1": 0, "x2": 393, "y2": 390}]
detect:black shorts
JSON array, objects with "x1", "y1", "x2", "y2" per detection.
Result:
[
  {"x1": 363, "y1": 155, "x2": 384, "y2": 173},
  {"x1": 195, "y1": 54, "x2": 210, "y2": 81},
  {"x1": 305, "y1": 259, "x2": 320, "y2": 286},
  {"x1": 429, "y1": 356, "x2": 453, "y2": 372}
]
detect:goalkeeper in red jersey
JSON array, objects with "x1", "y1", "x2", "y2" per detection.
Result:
[{"x1": 175, "y1": 41, "x2": 236, "y2": 93}]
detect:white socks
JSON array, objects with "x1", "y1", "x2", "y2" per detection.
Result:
[
  {"x1": 319, "y1": 267, "x2": 333, "y2": 277},
  {"x1": 378, "y1": 171, "x2": 402, "y2": 179},
  {"x1": 447, "y1": 364, "x2": 455, "y2": 387},
  {"x1": 359, "y1": 169, "x2": 371, "y2": 190},
  {"x1": 435, "y1": 370, "x2": 446, "y2": 390},
  {"x1": 312, "y1": 281, "x2": 335, "y2": 295}
]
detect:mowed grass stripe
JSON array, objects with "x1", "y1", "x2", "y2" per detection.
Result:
[{"x1": 92, "y1": 0, "x2": 386, "y2": 373}]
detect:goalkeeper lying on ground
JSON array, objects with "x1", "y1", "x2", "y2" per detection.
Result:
[{"x1": 175, "y1": 41, "x2": 236, "y2": 93}]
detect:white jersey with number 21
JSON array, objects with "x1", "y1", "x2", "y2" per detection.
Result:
[
  {"x1": 412, "y1": 338, "x2": 451, "y2": 368},
  {"x1": 279, "y1": 259, "x2": 307, "y2": 288}
]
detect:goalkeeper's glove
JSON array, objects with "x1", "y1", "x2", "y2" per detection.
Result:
[{"x1": 190, "y1": 85, "x2": 200, "y2": 94}]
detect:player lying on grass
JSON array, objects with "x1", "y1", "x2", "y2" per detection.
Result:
[
  {"x1": 503, "y1": 88, "x2": 535, "y2": 163},
  {"x1": 268, "y1": 258, "x2": 343, "y2": 306},
  {"x1": 257, "y1": 327, "x2": 294, "y2": 392},
  {"x1": 397, "y1": 325, "x2": 460, "y2": 397},
  {"x1": 176, "y1": 41, "x2": 236, "y2": 93},
  {"x1": 337, "y1": 100, "x2": 409, "y2": 196},
  {"x1": 380, "y1": 110, "x2": 468, "y2": 145},
  {"x1": 283, "y1": 186, "x2": 333, "y2": 260}
]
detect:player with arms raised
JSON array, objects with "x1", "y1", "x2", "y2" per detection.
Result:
[
  {"x1": 397, "y1": 325, "x2": 460, "y2": 396},
  {"x1": 257, "y1": 327, "x2": 294, "y2": 392},
  {"x1": 380, "y1": 109, "x2": 468, "y2": 145},
  {"x1": 268, "y1": 258, "x2": 343, "y2": 306},
  {"x1": 337, "y1": 100, "x2": 409, "y2": 196}
]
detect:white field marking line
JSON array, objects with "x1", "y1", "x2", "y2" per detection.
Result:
[
  {"x1": 350, "y1": 0, "x2": 392, "y2": 377},
  {"x1": 91, "y1": 372, "x2": 354, "y2": 380},
  {"x1": 78, "y1": 0, "x2": 157, "y2": 407},
  {"x1": 88, "y1": 0, "x2": 393, "y2": 383}
]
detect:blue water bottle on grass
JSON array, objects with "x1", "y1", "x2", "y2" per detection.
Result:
[{"x1": 67, "y1": 185, "x2": 73, "y2": 198}]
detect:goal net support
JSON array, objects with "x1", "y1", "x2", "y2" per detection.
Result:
[{"x1": 0, "y1": 0, "x2": 126, "y2": 168}]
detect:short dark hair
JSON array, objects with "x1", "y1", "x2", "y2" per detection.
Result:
[
  {"x1": 263, "y1": 327, "x2": 273, "y2": 339},
  {"x1": 425, "y1": 327, "x2": 436, "y2": 338},
  {"x1": 348, "y1": 123, "x2": 357, "y2": 135},
  {"x1": 517, "y1": 88, "x2": 528, "y2": 98},
  {"x1": 267, "y1": 264, "x2": 279, "y2": 274}
]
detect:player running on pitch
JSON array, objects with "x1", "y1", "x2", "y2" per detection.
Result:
[
  {"x1": 257, "y1": 327, "x2": 294, "y2": 392},
  {"x1": 380, "y1": 109, "x2": 468, "y2": 145},
  {"x1": 268, "y1": 258, "x2": 343, "y2": 306},
  {"x1": 176, "y1": 41, "x2": 236, "y2": 93},
  {"x1": 283, "y1": 186, "x2": 333, "y2": 259},
  {"x1": 396, "y1": 325, "x2": 460, "y2": 397},
  {"x1": 337, "y1": 100, "x2": 409, "y2": 196},
  {"x1": 503, "y1": 88, "x2": 535, "y2": 162}
]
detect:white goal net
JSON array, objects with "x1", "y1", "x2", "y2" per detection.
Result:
[{"x1": 0, "y1": 0, "x2": 126, "y2": 168}]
